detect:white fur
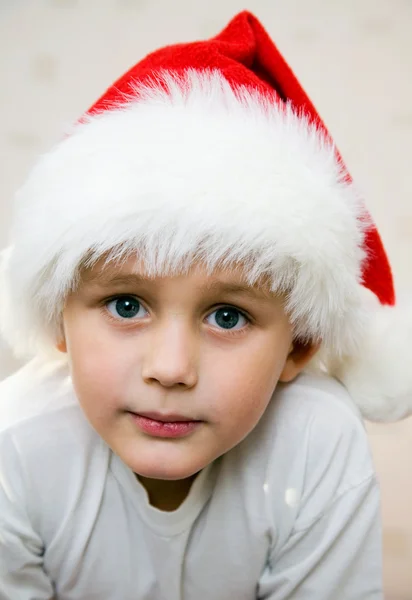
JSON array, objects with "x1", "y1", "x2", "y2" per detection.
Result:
[
  {"x1": 1, "y1": 71, "x2": 378, "y2": 404},
  {"x1": 327, "y1": 288, "x2": 412, "y2": 421}
]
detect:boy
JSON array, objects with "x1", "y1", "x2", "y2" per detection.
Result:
[{"x1": 0, "y1": 10, "x2": 411, "y2": 599}]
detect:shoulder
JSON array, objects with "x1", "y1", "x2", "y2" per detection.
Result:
[
  {"x1": 278, "y1": 373, "x2": 373, "y2": 484},
  {"x1": 238, "y1": 373, "x2": 377, "y2": 539},
  {"x1": 0, "y1": 356, "x2": 101, "y2": 436},
  {"x1": 0, "y1": 358, "x2": 77, "y2": 430},
  {"x1": 0, "y1": 358, "x2": 105, "y2": 505},
  {"x1": 0, "y1": 358, "x2": 99, "y2": 457},
  {"x1": 0, "y1": 359, "x2": 109, "y2": 549},
  {"x1": 0, "y1": 355, "x2": 102, "y2": 457},
  {"x1": 267, "y1": 372, "x2": 375, "y2": 487},
  {"x1": 268, "y1": 372, "x2": 369, "y2": 458},
  {"x1": 226, "y1": 372, "x2": 372, "y2": 484},
  {"x1": 272, "y1": 370, "x2": 364, "y2": 428}
]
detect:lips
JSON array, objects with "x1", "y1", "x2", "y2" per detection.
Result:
[
  {"x1": 133, "y1": 411, "x2": 200, "y2": 423},
  {"x1": 129, "y1": 411, "x2": 202, "y2": 438}
]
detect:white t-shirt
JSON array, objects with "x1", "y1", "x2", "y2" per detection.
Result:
[{"x1": 0, "y1": 359, "x2": 382, "y2": 600}]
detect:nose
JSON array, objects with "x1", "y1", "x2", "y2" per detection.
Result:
[{"x1": 141, "y1": 320, "x2": 198, "y2": 389}]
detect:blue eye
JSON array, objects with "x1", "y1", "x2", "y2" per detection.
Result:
[
  {"x1": 206, "y1": 307, "x2": 248, "y2": 330},
  {"x1": 106, "y1": 296, "x2": 147, "y2": 320}
]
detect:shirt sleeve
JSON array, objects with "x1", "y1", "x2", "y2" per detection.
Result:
[
  {"x1": 257, "y1": 475, "x2": 382, "y2": 599},
  {"x1": 0, "y1": 430, "x2": 55, "y2": 600}
]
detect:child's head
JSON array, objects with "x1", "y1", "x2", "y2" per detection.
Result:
[
  {"x1": 1, "y1": 10, "x2": 411, "y2": 439},
  {"x1": 56, "y1": 253, "x2": 318, "y2": 479}
]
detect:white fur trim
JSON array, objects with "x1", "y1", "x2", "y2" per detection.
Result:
[
  {"x1": 1, "y1": 70, "x2": 368, "y2": 364},
  {"x1": 325, "y1": 288, "x2": 412, "y2": 421}
]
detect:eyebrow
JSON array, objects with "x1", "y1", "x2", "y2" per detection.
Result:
[
  {"x1": 82, "y1": 272, "x2": 145, "y2": 287},
  {"x1": 82, "y1": 272, "x2": 273, "y2": 301},
  {"x1": 205, "y1": 280, "x2": 273, "y2": 301}
]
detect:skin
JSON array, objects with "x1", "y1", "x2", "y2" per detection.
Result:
[{"x1": 57, "y1": 256, "x2": 318, "y2": 511}]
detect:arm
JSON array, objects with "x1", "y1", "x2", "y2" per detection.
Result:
[
  {"x1": 0, "y1": 432, "x2": 55, "y2": 600},
  {"x1": 258, "y1": 475, "x2": 382, "y2": 599}
]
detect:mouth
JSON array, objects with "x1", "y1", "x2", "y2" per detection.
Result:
[
  {"x1": 136, "y1": 411, "x2": 199, "y2": 423},
  {"x1": 128, "y1": 411, "x2": 203, "y2": 439}
]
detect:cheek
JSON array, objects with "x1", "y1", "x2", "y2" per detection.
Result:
[
  {"x1": 65, "y1": 317, "x2": 135, "y2": 414},
  {"x1": 206, "y1": 342, "x2": 287, "y2": 435}
]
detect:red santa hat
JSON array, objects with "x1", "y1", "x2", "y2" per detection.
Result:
[{"x1": 1, "y1": 11, "x2": 411, "y2": 421}]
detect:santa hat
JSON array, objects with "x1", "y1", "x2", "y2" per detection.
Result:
[{"x1": 1, "y1": 11, "x2": 411, "y2": 421}]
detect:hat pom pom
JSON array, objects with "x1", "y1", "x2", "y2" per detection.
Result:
[{"x1": 332, "y1": 288, "x2": 412, "y2": 422}]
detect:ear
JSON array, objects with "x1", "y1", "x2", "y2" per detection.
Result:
[
  {"x1": 55, "y1": 316, "x2": 68, "y2": 353},
  {"x1": 279, "y1": 339, "x2": 321, "y2": 383},
  {"x1": 56, "y1": 337, "x2": 67, "y2": 353}
]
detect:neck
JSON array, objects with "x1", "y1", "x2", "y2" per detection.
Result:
[{"x1": 137, "y1": 473, "x2": 199, "y2": 511}]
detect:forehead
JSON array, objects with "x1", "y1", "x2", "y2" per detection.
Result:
[{"x1": 79, "y1": 254, "x2": 275, "y2": 300}]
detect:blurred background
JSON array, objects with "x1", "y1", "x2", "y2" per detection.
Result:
[{"x1": 0, "y1": 0, "x2": 411, "y2": 597}]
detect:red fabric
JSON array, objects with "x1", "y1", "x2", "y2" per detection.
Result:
[{"x1": 87, "y1": 11, "x2": 395, "y2": 306}]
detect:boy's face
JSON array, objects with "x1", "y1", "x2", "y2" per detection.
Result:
[{"x1": 59, "y1": 256, "x2": 314, "y2": 481}]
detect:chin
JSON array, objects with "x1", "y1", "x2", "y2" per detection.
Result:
[
  {"x1": 114, "y1": 433, "x2": 215, "y2": 480},
  {"x1": 123, "y1": 450, "x2": 206, "y2": 481},
  {"x1": 134, "y1": 461, "x2": 202, "y2": 481}
]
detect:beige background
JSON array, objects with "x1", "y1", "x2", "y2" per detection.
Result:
[{"x1": 0, "y1": 1, "x2": 411, "y2": 597}]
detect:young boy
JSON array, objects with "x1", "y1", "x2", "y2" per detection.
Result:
[{"x1": 0, "y1": 10, "x2": 411, "y2": 600}]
